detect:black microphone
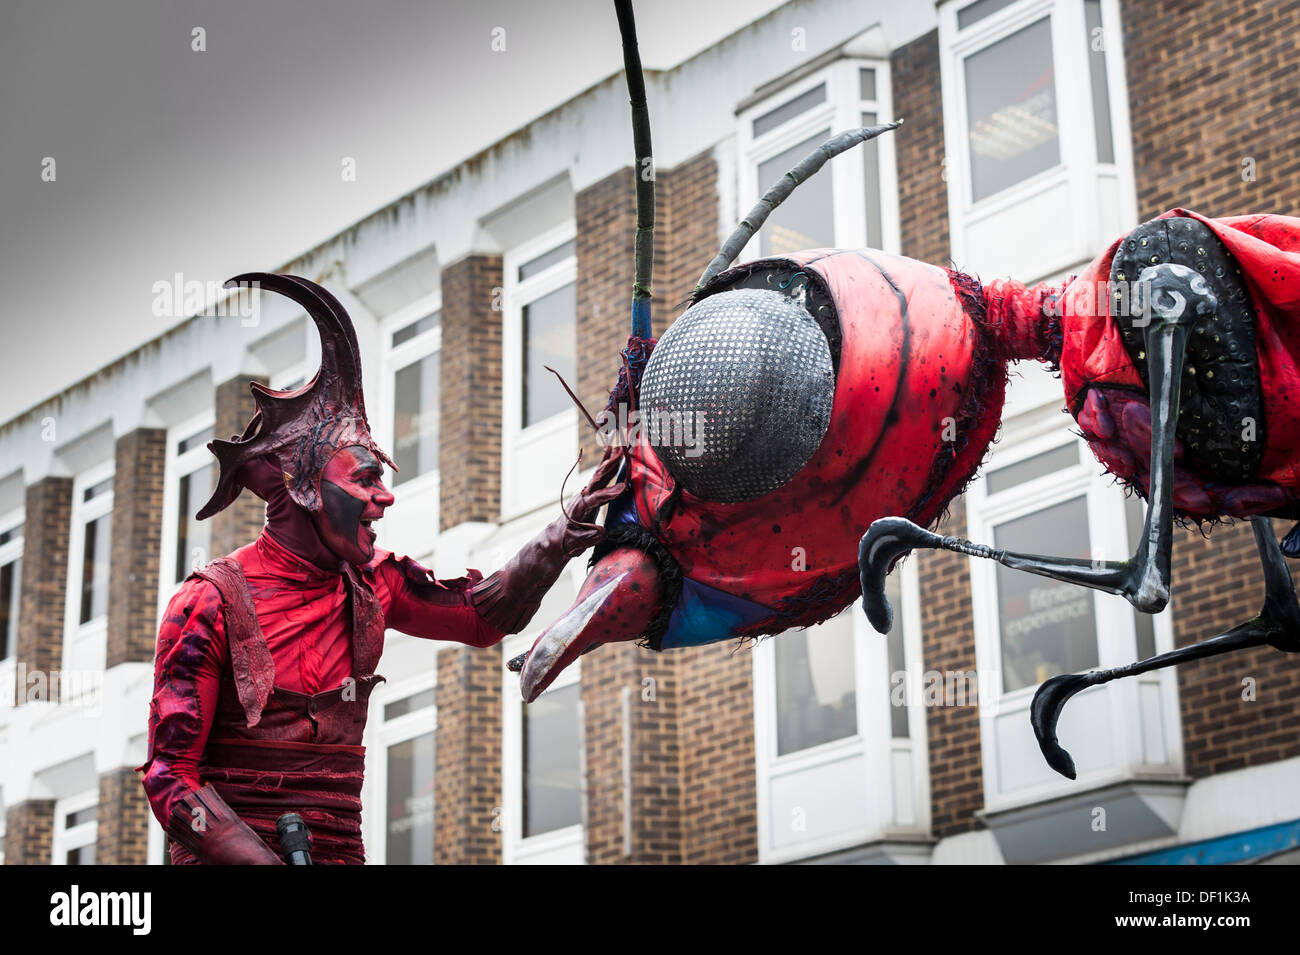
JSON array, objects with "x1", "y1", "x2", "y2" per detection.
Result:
[{"x1": 276, "y1": 813, "x2": 313, "y2": 865}]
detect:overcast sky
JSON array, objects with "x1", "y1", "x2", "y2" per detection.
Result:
[{"x1": 0, "y1": 0, "x2": 788, "y2": 423}]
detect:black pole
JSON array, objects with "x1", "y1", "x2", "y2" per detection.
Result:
[{"x1": 614, "y1": 0, "x2": 654, "y2": 337}]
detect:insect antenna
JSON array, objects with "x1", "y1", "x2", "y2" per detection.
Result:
[{"x1": 695, "y1": 120, "x2": 903, "y2": 292}]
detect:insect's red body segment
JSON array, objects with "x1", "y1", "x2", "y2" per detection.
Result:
[
  {"x1": 627, "y1": 248, "x2": 1008, "y2": 634},
  {"x1": 1059, "y1": 209, "x2": 1300, "y2": 519}
]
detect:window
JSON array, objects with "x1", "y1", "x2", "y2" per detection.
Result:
[
  {"x1": 964, "y1": 17, "x2": 1060, "y2": 203},
  {"x1": 65, "y1": 462, "x2": 113, "y2": 680},
  {"x1": 501, "y1": 614, "x2": 584, "y2": 864},
  {"x1": 52, "y1": 791, "x2": 97, "y2": 865},
  {"x1": 372, "y1": 681, "x2": 436, "y2": 865},
  {"x1": 521, "y1": 682, "x2": 581, "y2": 837},
  {"x1": 774, "y1": 617, "x2": 857, "y2": 756},
  {"x1": 966, "y1": 417, "x2": 1181, "y2": 806},
  {"x1": 739, "y1": 58, "x2": 898, "y2": 259},
  {"x1": 753, "y1": 562, "x2": 928, "y2": 864},
  {"x1": 502, "y1": 225, "x2": 579, "y2": 517},
  {"x1": 162, "y1": 417, "x2": 215, "y2": 592},
  {"x1": 78, "y1": 479, "x2": 112, "y2": 624},
  {"x1": 386, "y1": 303, "x2": 442, "y2": 488},
  {"x1": 0, "y1": 516, "x2": 21, "y2": 663},
  {"x1": 940, "y1": 0, "x2": 1135, "y2": 281}
]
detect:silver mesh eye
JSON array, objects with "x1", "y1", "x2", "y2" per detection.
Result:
[{"x1": 638, "y1": 288, "x2": 834, "y2": 502}]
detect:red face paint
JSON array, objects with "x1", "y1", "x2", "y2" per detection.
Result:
[{"x1": 311, "y1": 445, "x2": 395, "y2": 565}]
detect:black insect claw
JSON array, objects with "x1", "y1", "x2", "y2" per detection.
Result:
[
  {"x1": 1031, "y1": 673, "x2": 1095, "y2": 780},
  {"x1": 506, "y1": 652, "x2": 527, "y2": 673}
]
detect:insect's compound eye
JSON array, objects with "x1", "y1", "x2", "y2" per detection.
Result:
[{"x1": 638, "y1": 288, "x2": 834, "y2": 503}]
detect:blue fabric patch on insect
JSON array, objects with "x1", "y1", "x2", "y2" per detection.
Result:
[
  {"x1": 659, "y1": 577, "x2": 772, "y2": 650},
  {"x1": 603, "y1": 479, "x2": 771, "y2": 649}
]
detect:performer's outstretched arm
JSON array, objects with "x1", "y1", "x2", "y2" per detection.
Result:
[{"x1": 380, "y1": 448, "x2": 625, "y2": 645}]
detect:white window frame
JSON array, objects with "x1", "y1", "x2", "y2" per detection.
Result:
[
  {"x1": 63, "y1": 460, "x2": 114, "y2": 685},
  {"x1": 380, "y1": 289, "x2": 443, "y2": 499},
  {"x1": 52, "y1": 790, "x2": 98, "y2": 865},
  {"x1": 736, "y1": 57, "x2": 901, "y2": 262},
  {"x1": 157, "y1": 411, "x2": 216, "y2": 617},
  {"x1": 501, "y1": 627, "x2": 583, "y2": 865},
  {"x1": 366, "y1": 671, "x2": 437, "y2": 865},
  {"x1": 270, "y1": 361, "x2": 311, "y2": 393},
  {"x1": 939, "y1": 0, "x2": 1138, "y2": 281},
  {"x1": 752, "y1": 560, "x2": 928, "y2": 864},
  {"x1": 965, "y1": 408, "x2": 1182, "y2": 811},
  {"x1": 0, "y1": 507, "x2": 24, "y2": 711},
  {"x1": 502, "y1": 223, "x2": 579, "y2": 520}
]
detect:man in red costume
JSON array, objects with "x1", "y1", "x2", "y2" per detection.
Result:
[{"x1": 137, "y1": 274, "x2": 621, "y2": 864}]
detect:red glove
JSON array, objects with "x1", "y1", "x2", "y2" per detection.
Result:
[{"x1": 167, "y1": 785, "x2": 283, "y2": 865}]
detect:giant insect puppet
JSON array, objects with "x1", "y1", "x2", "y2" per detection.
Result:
[{"x1": 511, "y1": 0, "x2": 1300, "y2": 779}]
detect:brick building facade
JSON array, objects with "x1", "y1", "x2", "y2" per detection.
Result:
[{"x1": 2, "y1": 0, "x2": 1298, "y2": 864}]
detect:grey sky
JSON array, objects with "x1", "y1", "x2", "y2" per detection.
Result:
[{"x1": 0, "y1": 0, "x2": 788, "y2": 423}]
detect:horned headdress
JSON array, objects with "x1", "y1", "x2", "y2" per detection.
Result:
[{"x1": 196, "y1": 273, "x2": 397, "y2": 520}]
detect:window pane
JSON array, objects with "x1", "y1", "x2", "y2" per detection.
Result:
[
  {"x1": 994, "y1": 497, "x2": 1098, "y2": 693},
  {"x1": 393, "y1": 352, "x2": 440, "y2": 484},
  {"x1": 757, "y1": 128, "x2": 834, "y2": 256},
  {"x1": 386, "y1": 732, "x2": 435, "y2": 865},
  {"x1": 176, "y1": 426, "x2": 213, "y2": 455},
  {"x1": 0, "y1": 523, "x2": 20, "y2": 546},
  {"x1": 958, "y1": 0, "x2": 1018, "y2": 30},
  {"x1": 752, "y1": 83, "x2": 826, "y2": 139},
  {"x1": 65, "y1": 806, "x2": 96, "y2": 828},
  {"x1": 884, "y1": 572, "x2": 909, "y2": 739},
  {"x1": 384, "y1": 687, "x2": 436, "y2": 721},
  {"x1": 1084, "y1": 0, "x2": 1115, "y2": 164},
  {"x1": 83, "y1": 477, "x2": 112, "y2": 502},
  {"x1": 521, "y1": 282, "x2": 576, "y2": 428},
  {"x1": 1125, "y1": 494, "x2": 1157, "y2": 659},
  {"x1": 392, "y1": 311, "x2": 441, "y2": 348},
  {"x1": 67, "y1": 844, "x2": 95, "y2": 865},
  {"x1": 0, "y1": 556, "x2": 19, "y2": 660},
  {"x1": 775, "y1": 611, "x2": 857, "y2": 755},
  {"x1": 521, "y1": 682, "x2": 580, "y2": 837},
  {"x1": 862, "y1": 111, "x2": 883, "y2": 250},
  {"x1": 79, "y1": 514, "x2": 110, "y2": 624},
  {"x1": 175, "y1": 463, "x2": 213, "y2": 582},
  {"x1": 964, "y1": 18, "x2": 1060, "y2": 202},
  {"x1": 518, "y1": 240, "x2": 575, "y2": 282},
  {"x1": 986, "y1": 442, "x2": 1080, "y2": 494},
  {"x1": 859, "y1": 68, "x2": 877, "y2": 102}
]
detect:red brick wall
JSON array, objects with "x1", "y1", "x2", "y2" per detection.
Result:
[
  {"x1": 891, "y1": 28, "x2": 977, "y2": 838},
  {"x1": 892, "y1": 30, "x2": 950, "y2": 265},
  {"x1": 581, "y1": 643, "x2": 684, "y2": 864},
  {"x1": 210, "y1": 375, "x2": 268, "y2": 558},
  {"x1": 108, "y1": 428, "x2": 166, "y2": 667},
  {"x1": 1169, "y1": 519, "x2": 1300, "y2": 776},
  {"x1": 13, "y1": 476, "x2": 72, "y2": 705},
  {"x1": 3, "y1": 800, "x2": 54, "y2": 864},
  {"x1": 916, "y1": 499, "x2": 984, "y2": 838},
  {"x1": 439, "y1": 254, "x2": 504, "y2": 531},
  {"x1": 677, "y1": 642, "x2": 759, "y2": 864},
  {"x1": 572, "y1": 149, "x2": 758, "y2": 864},
  {"x1": 434, "y1": 644, "x2": 502, "y2": 864},
  {"x1": 576, "y1": 152, "x2": 719, "y2": 462},
  {"x1": 96, "y1": 766, "x2": 151, "y2": 865},
  {"x1": 1121, "y1": 0, "x2": 1300, "y2": 222},
  {"x1": 576, "y1": 166, "x2": 638, "y2": 464}
]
